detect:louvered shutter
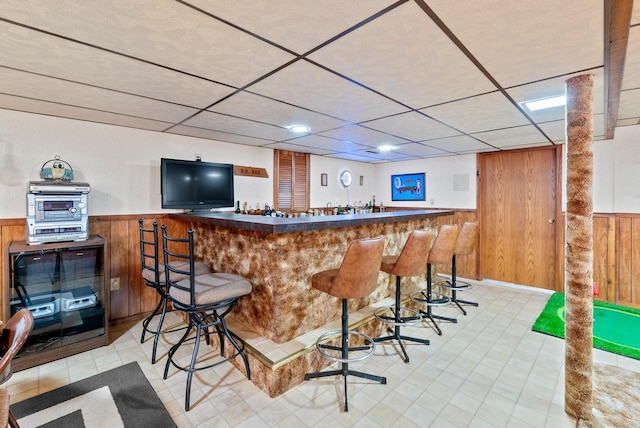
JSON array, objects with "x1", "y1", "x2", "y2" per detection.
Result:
[{"x1": 274, "y1": 150, "x2": 309, "y2": 212}]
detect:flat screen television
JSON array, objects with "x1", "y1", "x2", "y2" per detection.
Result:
[{"x1": 161, "y1": 158, "x2": 235, "y2": 211}]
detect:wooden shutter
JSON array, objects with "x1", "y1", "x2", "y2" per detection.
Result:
[{"x1": 274, "y1": 150, "x2": 309, "y2": 211}]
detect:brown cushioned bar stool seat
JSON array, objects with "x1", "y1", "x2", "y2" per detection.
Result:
[
  {"x1": 138, "y1": 219, "x2": 211, "y2": 364},
  {"x1": 438, "y1": 221, "x2": 479, "y2": 315},
  {"x1": 161, "y1": 226, "x2": 252, "y2": 411},
  {"x1": 410, "y1": 224, "x2": 460, "y2": 335},
  {"x1": 373, "y1": 229, "x2": 433, "y2": 363},
  {"x1": 304, "y1": 236, "x2": 386, "y2": 412}
]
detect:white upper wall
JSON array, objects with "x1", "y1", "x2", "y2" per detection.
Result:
[
  {"x1": 310, "y1": 155, "x2": 376, "y2": 209},
  {"x1": 0, "y1": 109, "x2": 273, "y2": 217},
  {"x1": 373, "y1": 154, "x2": 477, "y2": 209},
  {"x1": 1, "y1": 109, "x2": 639, "y2": 219}
]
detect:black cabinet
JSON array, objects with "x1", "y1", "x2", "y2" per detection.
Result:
[{"x1": 8, "y1": 236, "x2": 108, "y2": 370}]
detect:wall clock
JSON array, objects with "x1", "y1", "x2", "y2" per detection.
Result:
[{"x1": 339, "y1": 170, "x2": 353, "y2": 188}]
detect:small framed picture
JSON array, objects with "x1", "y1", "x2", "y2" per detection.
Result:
[
  {"x1": 391, "y1": 172, "x2": 425, "y2": 201},
  {"x1": 321, "y1": 173, "x2": 328, "y2": 186}
]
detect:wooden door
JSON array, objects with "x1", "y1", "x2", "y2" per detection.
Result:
[{"x1": 478, "y1": 146, "x2": 562, "y2": 290}]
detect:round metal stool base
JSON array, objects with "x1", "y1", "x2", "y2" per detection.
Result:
[
  {"x1": 374, "y1": 305, "x2": 422, "y2": 327},
  {"x1": 316, "y1": 329, "x2": 375, "y2": 363},
  {"x1": 410, "y1": 290, "x2": 451, "y2": 307}
]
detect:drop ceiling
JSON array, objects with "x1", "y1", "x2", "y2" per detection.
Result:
[{"x1": 0, "y1": 1, "x2": 638, "y2": 163}]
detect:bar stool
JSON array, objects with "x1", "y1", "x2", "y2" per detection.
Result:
[
  {"x1": 161, "y1": 225, "x2": 253, "y2": 411},
  {"x1": 438, "y1": 221, "x2": 479, "y2": 315},
  {"x1": 410, "y1": 224, "x2": 460, "y2": 335},
  {"x1": 138, "y1": 219, "x2": 211, "y2": 363},
  {"x1": 374, "y1": 229, "x2": 433, "y2": 363},
  {"x1": 304, "y1": 236, "x2": 386, "y2": 412}
]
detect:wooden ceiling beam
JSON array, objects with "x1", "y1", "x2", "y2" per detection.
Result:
[{"x1": 605, "y1": 0, "x2": 634, "y2": 139}]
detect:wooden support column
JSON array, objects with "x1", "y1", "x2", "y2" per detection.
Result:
[{"x1": 564, "y1": 74, "x2": 594, "y2": 422}]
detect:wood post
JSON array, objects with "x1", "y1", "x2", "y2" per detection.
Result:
[{"x1": 564, "y1": 73, "x2": 594, "y2": 422}]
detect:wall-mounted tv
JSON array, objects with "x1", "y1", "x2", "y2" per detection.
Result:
[{"x1": 161, "y1": 158, "x2": 235, "y2": 211}]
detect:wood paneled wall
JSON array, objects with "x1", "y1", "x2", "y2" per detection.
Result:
[{"x1": 1, "y1": 210, "x2": 638, "y2": 324}]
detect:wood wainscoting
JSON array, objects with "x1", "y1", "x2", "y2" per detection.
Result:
[{"x1": 1, "y1": 210, "x2": 638, "y2": 324}]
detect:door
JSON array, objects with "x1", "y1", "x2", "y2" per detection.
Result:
[{"x1": 478, "y1": 146, "x2": 561, "y2": 290}]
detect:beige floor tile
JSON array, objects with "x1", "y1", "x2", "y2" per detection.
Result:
[{"x1": 10, "y1": 280, "x2": 640, "y2": 427}]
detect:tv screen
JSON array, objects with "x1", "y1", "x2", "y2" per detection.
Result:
[{"x1": 161, "y1": 158, "x2": 235, "y2": 210}]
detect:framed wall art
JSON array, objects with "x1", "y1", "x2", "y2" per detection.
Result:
[{"x1": 391, "y1": 172, "x2": 425, "y2": 201}]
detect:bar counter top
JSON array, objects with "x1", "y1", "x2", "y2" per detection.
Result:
[{"x1": 170, "y1": 209, "x2": 453, "y2": 234}]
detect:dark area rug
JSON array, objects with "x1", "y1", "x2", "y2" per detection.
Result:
[
  {"x1": 532, "y1": 292, "x2": 640, "y2": 360},
  {"x1": 11, "y1": 361, "x2": 176, "y2": 428}
]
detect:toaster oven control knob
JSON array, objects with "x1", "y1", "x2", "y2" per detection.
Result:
[
  {"x1": 78, "y1": 202, "x2": 86, "y2": 209},
  {"x1": 69, "y1": 207, "x2": 78, "y2": 213}
]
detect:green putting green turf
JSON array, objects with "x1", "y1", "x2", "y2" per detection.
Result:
[{"x1": 532, "y1": 292, "x2": 640, "y2": 360}]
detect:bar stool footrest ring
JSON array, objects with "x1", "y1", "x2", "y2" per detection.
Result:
[
  {"x1": 316, "y1": 329, "x2": 375, "y2": 363},
  {"x1": 374, "y1": 306, "x2": 422, "y2": 327},
  {"x1": 409, "y1": 290, "x2": 451, "y2": 307},
  {"x1": 437, "y1": 279, "x2": 473, "y2": 291}
]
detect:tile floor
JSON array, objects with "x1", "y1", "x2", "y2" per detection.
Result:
[{"x1": 6, "y1": 280, "x2": 640, "y2": 427}]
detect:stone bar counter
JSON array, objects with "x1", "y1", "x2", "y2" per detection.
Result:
[{"x1": 169, "y1": 209, "x2": 453, "y2": 396}]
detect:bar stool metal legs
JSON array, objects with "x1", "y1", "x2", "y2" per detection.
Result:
[
  {"x1": 304, "y1": 299, "x2": 386, "y2": 412},
  {"x1": 374, "y1": 276, "x2": 427, "y2": 363},
  {"x1": 437, "y1": 221, "x2": 480, "y2": 315},
  {"x1": 410, "y1": 264, "x2": 457, "y2": 335},
  {"x1": 438, "y1": 254, "x2": 479, "y2": 315}
]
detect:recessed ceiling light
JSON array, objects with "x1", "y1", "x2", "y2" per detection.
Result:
[
  {"x1": 378, "y1": 144, "x2": 397, "y2": 152},
  {"x1": 523, "y1": 95, "x2": 566, "y2": 111},
  {"x1": 287, "y1": 125, "x2": 310, "y2": 133}
]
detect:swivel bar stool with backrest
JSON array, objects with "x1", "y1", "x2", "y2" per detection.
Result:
[
  {"x1": 138, "y1": 219, "x2": 211, "y2": 363},
  {"x1": 304, "y1": 236, "x2": 386, "y2": 412},
  {"x1": 438, "y1": 221, "x2": 479, "y2": 315},
  {"x1": 374, "y1": 229, "x2": 433, "y2": 363},
  {"x1": 410, "y1": 224, "x2": 460, "y2": 335},
  {"x1": 161, "y1": 225, "x2": 252, "y2": 411}
]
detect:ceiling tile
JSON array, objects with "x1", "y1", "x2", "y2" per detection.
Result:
[
  {"x1": 210, "y1": 91, "x2": 348, "y2": 133},
  {"x1": 184, "y1": 0, "x2": 396, "y2": 54},
  {"x1": 621, "y1": 27, "x2": 640, "y2": 91},
  {"x1": 632, "y1": 1, "x2": 640, "y2": 26},
  {"x1": 0, "y1": 67, "x2": 199, "y2": 123},
  {"x1": 247, "y1": 60, "x2": 408, "y2": 123},
  {"x1": 263, "y1": 142, "x2": 334, "y2": 156},
  {"x1": 426, "y1": 0, "x2": 603, "y2": 87},
  {"x1": 617, "y1": 118, "x2": 640, "y2": 127},
  {"x1": 325, "y1": 152, "x2": 382, "y2": 162},
  {"x1": 351, "y1": 149, "x2": 415, "y2": 162},
  {"x1": 391, "y1": 143, "x2": 450, "y2": 157},
  {"x1": 536, "y1": 120, "x2": 566, "y2": 143},
  {"x1": 308, "y1": 2, "x2": 496, "y2": 108},
  {"x1": 615, "y1": 88, "x2": 640, "y2": 123},
  {"x1": 281, "y1": 135, "x2": 369, "y2": 152},
  {"x1": 0, "y1": 22, "x2": 235, "y2": 109},
  {"x1": 1, "y1": 0, "x2": 294, "y2": 87},
  {"x1": 363, "y1": 112, "x2": 461, "y2": 141},
  {"x1": 507, "y1": 69, "x2": 605, "y2": 124},
  {"x1": 319, "y1": 125, "x2": 409, "y2": 148},
  {"x1": 420, "y1": 135, "x2": 496, "y2": 153},
  {"x1": 167, "y1": 125, "x2": 274, "y2": 146},
  {"x1": 0, "y1": 94, "x2": 171, "y2": 131},
  {"x1": 421, "y1": 92, "x2": 532, "y2": 134},
  {"x1": 182, "y1": 110, "x2": 294, "y2": 140},
  {"x1": 472, "y1": 125, "x2": 552, "y2": 148}
]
